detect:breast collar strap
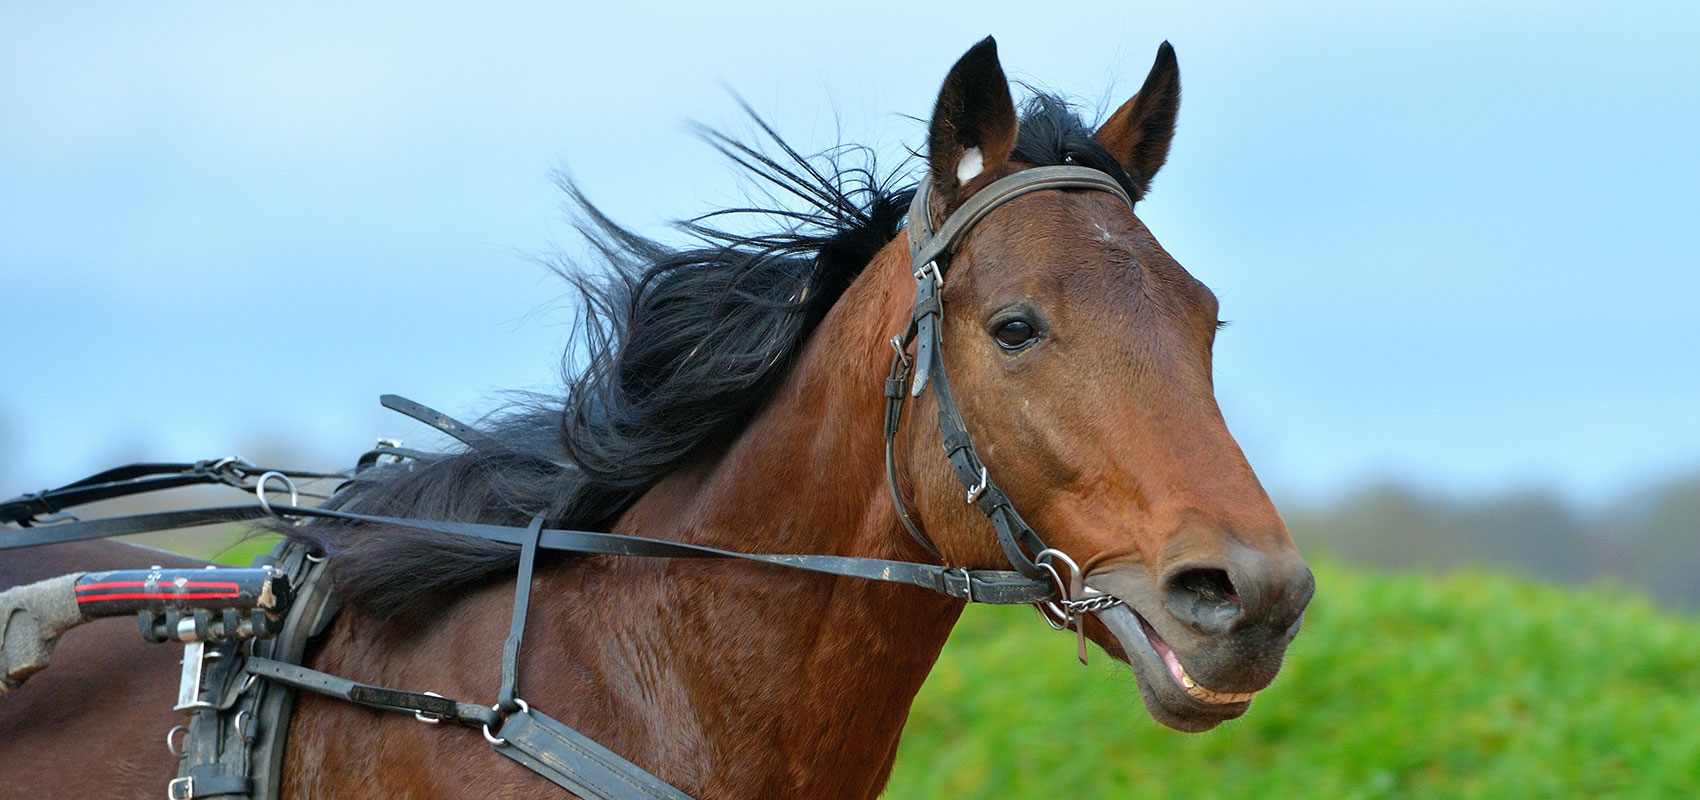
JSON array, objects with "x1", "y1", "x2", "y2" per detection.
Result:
[{"x1": 882, "y1": 166, "x2": 1135, "y2": 575}]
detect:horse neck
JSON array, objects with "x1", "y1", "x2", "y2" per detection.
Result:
[{"x1": 549, "y1": 241, "x2": 963, "y2": 797}]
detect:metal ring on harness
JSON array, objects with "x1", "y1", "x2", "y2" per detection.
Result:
[
  {"x1": 1031, "y1": 558, "x2": 1071, "y2": 630},
  {"x1": 483, "y1": 697, "x2": 529, "y2": 746},
  {"x1": 166, "y1": 724, "x2": 189, "y2": 759},
  {"x1": 254, "y1": 471, "x2": 300, "y2": 522}
]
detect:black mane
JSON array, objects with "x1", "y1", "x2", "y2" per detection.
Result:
[{"x1": 294, "y1": 95, "x2": 1128, "y2": 623}]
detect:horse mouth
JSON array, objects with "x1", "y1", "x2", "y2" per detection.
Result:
[{"x1": 1092, "y1": 602, "x2": 1256, "y2": 731}]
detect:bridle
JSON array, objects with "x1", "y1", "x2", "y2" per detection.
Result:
[
  {"x1": 1, "y1": 163, "x2": 1145, "y2": 800},
  {"x1": 884, "y1": 165, "x2": 1135, "y2": 654}
]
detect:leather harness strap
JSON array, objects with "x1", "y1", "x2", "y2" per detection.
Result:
[
  {"x1": 0, "y1": 163, "x2": 1138, "y2": 800},
  {"x1": 884, "y1": 166, "x2": 1136, "y2": 573}
]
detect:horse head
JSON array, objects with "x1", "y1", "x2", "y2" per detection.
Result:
[{"x1": 900, "y1": 38, "x2": 1314, "y2": 732}]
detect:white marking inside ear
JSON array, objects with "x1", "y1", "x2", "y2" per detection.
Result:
[{"x1": 956, "y1": 146, "x2": 984, "y2": 183}]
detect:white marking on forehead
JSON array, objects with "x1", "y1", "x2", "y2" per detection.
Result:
[{"x1": 956, "y1": 146, "x2": 984, "y2": 183}]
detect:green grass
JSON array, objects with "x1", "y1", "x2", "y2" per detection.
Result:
[{"x1": 885, "y1": 559, "x2": 1700, "y2": 799}]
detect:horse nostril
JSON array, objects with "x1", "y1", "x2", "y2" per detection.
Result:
[{"x1": 1165, "y1": 568, "x2": 1242, "y2": 633}]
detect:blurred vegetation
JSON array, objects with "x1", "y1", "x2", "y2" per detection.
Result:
[
  {"x1": 1286, "y1": 473, "x2": 1700, "y2": 609},
  {"x1": 887, "y1": 558, "x2": 1700, "y2": 799}
]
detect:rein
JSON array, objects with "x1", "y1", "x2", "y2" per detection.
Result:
[{"x1": 1, "y1": 164, "x2": 1139, "y2": 800}]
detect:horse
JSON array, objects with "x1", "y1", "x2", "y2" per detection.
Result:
[{"x1": 0, "y1": 37, "x2": 1313, "y2": 799}]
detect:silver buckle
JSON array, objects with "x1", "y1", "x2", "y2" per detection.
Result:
[
  {"x1": 913, "y1": 260, "x2": 944, "y2": 287},
  {"x1": 951, "y1": 566, "x2": 974, "y2": 603},
  {"x1": 166, "y1": 776, "x2": 194, "y2": 800},
  {"x1": 414, "y1": 691, "x2": 446, "y2": 724},
  {"x1": 965, "y1": 466, "x2": 988, "y2": 504}
]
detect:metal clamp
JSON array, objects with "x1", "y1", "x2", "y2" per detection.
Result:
[{"x1": 204, "y1": 456, "x2": 256, "y2": 488}]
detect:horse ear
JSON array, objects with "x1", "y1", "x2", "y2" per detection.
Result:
[
  {"x1": 928, "y1": 37, "x2": 1018, "y2": 204},
  {"x1": 1095, "y1": 41, "x2": 1181, "y2": 201}
]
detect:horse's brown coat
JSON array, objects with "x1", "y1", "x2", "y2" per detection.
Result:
[{"x1": 0, "y1": 39, "x2": 1310, "y2": 799}]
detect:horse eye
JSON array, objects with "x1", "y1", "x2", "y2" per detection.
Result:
[{"x1": 993, "y1": 319, "x2": 1037, "y2": 350}]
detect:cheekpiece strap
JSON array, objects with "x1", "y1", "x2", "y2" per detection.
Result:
[{"x1": 892, "y1": 165, "x2": 1136, "y2": 579}]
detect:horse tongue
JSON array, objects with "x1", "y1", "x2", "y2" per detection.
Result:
[{"x1": 1093, "y1": 603, "x2": 1152, "y2": 659}]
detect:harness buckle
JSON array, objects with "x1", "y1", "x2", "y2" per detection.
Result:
[
  {"x1": 965, "y1": 467, "x2": 988, "y2": 505},
  {"x1": 889, "y1": 334, "x2": 911, "y2": 365},
  {"x1": 166, "y1": 776, "x2": 194, "y2": 800},
  {"x1": 913, "y1": 260, "x2": 944, "y2": 288},
  {"x1": 414, "y1": 691, "x2": 446, "y2": 724},
  {"x1": 943, "y1": 566, "x2": 974, "y2": 603}
]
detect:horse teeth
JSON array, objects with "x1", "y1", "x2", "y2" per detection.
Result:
[{"x1": 1175, "y1": 664, "x2": 1255, "y2": 705}]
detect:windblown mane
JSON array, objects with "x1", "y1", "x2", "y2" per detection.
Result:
[{"x1": 294, "y1": 95, "x2": 1133, "y2": 623}]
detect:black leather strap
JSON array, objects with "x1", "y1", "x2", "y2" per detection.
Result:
[
  {"x1": 885, "y1": 167, "x2": 1138, "y2": 581},
  {"x1": 0, "y1": 460, "x2": 341, "y2": 527},
  {"x1": 0, "y1": 498, "x2": 1050, "y2": 606},
  {"x1": 169, "y1": 770, "x2": 251, "y2": 799},
  {"x1": 493, "y1": 707, "x2": 693, "y2": 800},
  {"x1": 906, "y1": 165, "x2": 1133, "y2": 265},
  {"x1": 284, "y1": 506, "x2": 1052, "y2": 606},
  {"x1": 379, "y1": 394, "x2": 506, "y2": 454},
  {"x1": 245, "y1": 656, "x2": 499, "y2": 729},
  {"x1": 883, "y1": 341, "x2": 943, "y2": 559},
  {"x1": 0, "y1": 505, "x2": 273, "y2": 550},
  {"x1": 498, "y1": 513, "x2": 547, "y2": 713}
]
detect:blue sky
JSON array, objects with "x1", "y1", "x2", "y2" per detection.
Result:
[{"x1": 2, "y1": 1, "x2": 1696, "y2": 509}]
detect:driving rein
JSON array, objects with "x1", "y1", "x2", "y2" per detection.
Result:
[{"x1": 0, "y1": 164, "x2": 1135, "y2": 800}]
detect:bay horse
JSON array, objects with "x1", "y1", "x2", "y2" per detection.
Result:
[{"x1": 0, "y1": 38, "x2": 1312, "y2": 798}]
